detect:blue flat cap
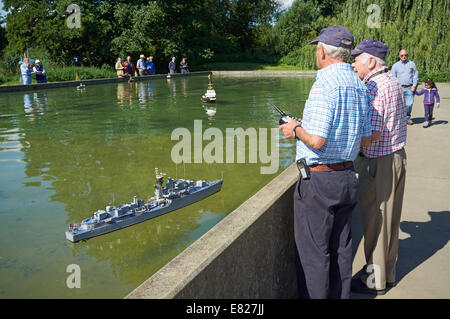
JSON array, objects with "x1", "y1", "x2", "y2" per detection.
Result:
[
  {"x1": 308, "y1": 25, "x2": 354, "y2": 49},
  {"x1": 351, "y1": 40, "x2": 390, "y2": 60}
]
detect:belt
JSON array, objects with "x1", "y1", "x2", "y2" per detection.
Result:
[
  {"x1": 309, "y1": 161, "x2": 353, "y2": 172},
  {"x1": 401, "y1": 84, "x2": 412, "y2": 88}
]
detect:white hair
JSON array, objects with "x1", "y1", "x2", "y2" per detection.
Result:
[
  {"x1": 318, "y1": 42, "x2": 351, "y2": 62},
  {"x1": 360, "y1": 52, "x2": 386, "y2": 66}
]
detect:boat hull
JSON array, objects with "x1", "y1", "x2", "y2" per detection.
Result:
[
  {"x1": 66, "y1": 180, "x2": 223, "y2": 242},
  {"x1": 201, "y1": 97, "x2": 216, "y2": 103}
]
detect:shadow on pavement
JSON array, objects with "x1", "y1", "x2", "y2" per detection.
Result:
[
  {"x1": 412, "y1": 117, "x2": 448, "y2": 126},
  {"x1": 350, "y1": 210, "x2": 450, "y2": 299},
  {"x1": 430, "y1": 120, "x2": 448, "y2": 126},
  {"x1": 396, "y1": 211, "x2": 450, "y2": 282}
]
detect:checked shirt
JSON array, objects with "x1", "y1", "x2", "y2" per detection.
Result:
[
  {"x1": 296, "y1": 62, "x2": 372, "y2": 165},
  {"x1": 361, "y1": 66, "x2": 407, "y2": 158}
]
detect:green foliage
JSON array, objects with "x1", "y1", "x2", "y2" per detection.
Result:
[
  {"x1": 45, "y1": 66, "x2": 116, "y2": 82},
  {"x1": 0, "y1": 47, "x2": 116, "y2": 85},
  {"x1": 0, "y1": 24, "x2": 6, "y2": 55},
  {"x1": 275, "y1": 0, "x2": 450, "y2": 80},
  {"x1": 1, "y1": 0, "x2": 281, "y2": 70},
  {"x1": 270, "y1": 0, "x2": 318, "y2": 56},
  {"x1": 109, "y1": 2, "x2": 165, "y2": 59}
]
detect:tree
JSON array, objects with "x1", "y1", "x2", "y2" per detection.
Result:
[
  {"x1": 3, "y1": 0, "x2": 48, "y2": 56},
  {"x1": 273, "y1": 0, "x2": 449, "y2": 79},
  {"x1": 2, "y1": 0, "x2": 281, "y2": 67},
  {"x1": 270, "y1": 0, "x2": 318, "y2": 56},
  {"x1": 0, "y1": 20, "x2": 7, "y2": 55}
]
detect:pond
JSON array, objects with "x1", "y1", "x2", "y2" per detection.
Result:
[{"x1": 0, "y1": 74, "x2": 314, "y2": 298}]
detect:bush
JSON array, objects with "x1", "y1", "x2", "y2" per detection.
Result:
[{"x1": 46, "y1": 66, "x2": 116, "y2": 82}]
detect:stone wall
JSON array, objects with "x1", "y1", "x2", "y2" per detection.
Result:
[{"x1": 126, "y1": 163, "x2": 299, "y2": 299}]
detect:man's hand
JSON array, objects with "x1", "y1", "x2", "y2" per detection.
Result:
[
  {"x1": 280, "y1": 118, "x2": 326, "y2": 150},
  {"x1": 411, "y1": 86, "x2": 416, "y2": 92},
  {"x1": 279, "y1": 117, "x2": 298, "y2": 139}
]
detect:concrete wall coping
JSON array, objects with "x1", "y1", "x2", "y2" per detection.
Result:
[
  {"x1": 125, "y1": 162, "x2": 298, "y2": 299},
  {"x1": 0, "y1": 71, "x2": 212, "y2": 94}
]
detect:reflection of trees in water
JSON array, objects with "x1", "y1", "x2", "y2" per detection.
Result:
[
  {"x1": 11, "y1": 89, "x2": 227, "y2": 285},
  {"x1": 20, "y1": 132, "x2": 226, "y2": 285},
  {"x1": 1, "y1": 76, "x2": 313, "y2": 288}
]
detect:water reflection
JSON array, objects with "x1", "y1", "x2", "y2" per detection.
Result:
[
  {"x1": 167, "y1": 77, "x2": 176, "y2": 98},
  {"x1": 23, "y1": 92, "x2": 48, "y2": 121},
  {"x1": 0, "y1": 75, "x2": 314, "y2": 298},
  {"x1": 137, "y1": 81, "x2": 155, "y2": 104},
  {"x1": 117, "y1": 82, "x2": 133, "y2": 106},
  {"x1": 181, "y1": 77, "x2": 188, "y2": 98},
  {"x1": 202, "y1": 104, "x2": 217, "y2": 125}
]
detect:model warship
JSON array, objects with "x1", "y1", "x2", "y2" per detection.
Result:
[
  {"x1": 65, "y1": 168, "x2": 223, "y2": 242},
  {"x1": 201, "y1": 74, "x2": 216, "y2": 103}
]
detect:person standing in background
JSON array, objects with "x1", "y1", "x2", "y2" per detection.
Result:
[
  {"x1": 180, "y1": 57, "x2": 189, "y2": 74},
  {"x1": 169, "y1": 57, "x2": 176, "y2": 74},
  {"x1": 33, "y1": 60, "x2": 47, "y2": 83},
  {"x1": 20, "y1": 58, "x2": 34, "y2": 85},
  {"x1": 115, "y1": 57, "x2": 126, "y2": 78},
  {"x1": 148, "y1": 56, "x2": 156, "y2": 75},
  {"x1": 415, "y1": 79, "x2": 440, "y2": 128},
  {"x1": 123, "y1": 56, "x2": 135, "y2": 78},
  {"x1": 136, "y1": 54, "x2": 146, "y2": 76},
  {"x1": 391, "y1": 49, "x2": 418, "y2": 125}
]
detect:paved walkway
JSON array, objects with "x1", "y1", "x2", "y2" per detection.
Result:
[{"x1": 351, "y1": 82, "x2": 450, "y2": 299}]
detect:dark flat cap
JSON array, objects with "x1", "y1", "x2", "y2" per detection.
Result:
[
  {"x1": 351, "y1": 40, "x2": 390, "y2": 60},
  {"x1": 308, "y1": 25, "x2": 354, "y2": 49}
]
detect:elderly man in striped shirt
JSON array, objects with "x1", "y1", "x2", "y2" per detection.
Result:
[
  {"x1": 351, "y1": 40, "x2": 407, "y2": 295},
  {"x1": 280, "y1": 26, "x2": 372, "y2": 299}
]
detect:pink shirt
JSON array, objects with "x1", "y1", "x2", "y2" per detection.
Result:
[{"x1": 362, "y1": 66, "x2": 407, "y2": 158}]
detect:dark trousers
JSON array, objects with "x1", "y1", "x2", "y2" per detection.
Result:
[
  {"x1": 293, "y1": 169, "x2": 359, "y2": 299},
  {"x1": 424, "y1": 103, "x2": 434, "y2": 122}
]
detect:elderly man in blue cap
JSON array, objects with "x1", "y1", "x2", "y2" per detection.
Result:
[
  {"x1": 351, "y1": 40, "x2": 407, "y2": 295},
  {"x1": 280, "y1": 26, "x2": 372, "y2": 299}
]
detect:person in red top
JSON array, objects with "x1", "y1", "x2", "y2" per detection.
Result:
[
  {"x1": 350, "y1": 40, "x2": 407, "y2": 296},
  {"x1": 123, "y1": 56, "x2": 135, "y2": 78}
]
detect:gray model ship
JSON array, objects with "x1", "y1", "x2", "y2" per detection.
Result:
[{"x1": 66, "y1": 168, "x2": 223, "y2": 242}]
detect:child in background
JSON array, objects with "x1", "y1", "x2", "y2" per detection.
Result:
[{"x1": 415, "y1": 79, "x2": 440, "y2": 128}]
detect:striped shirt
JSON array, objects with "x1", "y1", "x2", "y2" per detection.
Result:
[
  {"x1": 361, "y1": 66, "x2": 407, "y2": 158},
  {"x1": 296, "y1": 62, "x2": 372, "y2": 165}
]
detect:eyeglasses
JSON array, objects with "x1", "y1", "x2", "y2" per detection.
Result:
[{"x1": 400, "y1": 54, "x2": 408, "y2": 57}]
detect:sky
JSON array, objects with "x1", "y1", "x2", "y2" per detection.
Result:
[
  {"x1": 0, "y1": 0, "x2": 5, "y2": 19},
  {"x1": 279, "y1": 0, "x2": 294, "y2": 8}
]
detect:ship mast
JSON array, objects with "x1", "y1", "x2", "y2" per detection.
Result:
[
  {"x1": 208, "y1": 74, "x2": 213, "y2": 90},
  {"x1": 154, "y1": 168, "x2": 166, "y2": 200}
]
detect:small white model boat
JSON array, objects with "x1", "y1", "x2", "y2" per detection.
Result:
[{"x1": 201, "y1": 74, "x2": 216, "y2": 103}]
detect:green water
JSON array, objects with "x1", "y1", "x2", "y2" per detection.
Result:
[{"x1": 0, "y1": 75, "x2": 314, "y2": 298}]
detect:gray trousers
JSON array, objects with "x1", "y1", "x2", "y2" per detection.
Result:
[
  {"x1": 354, "y1": 148, "x2": 407, "y2": 289},
  {"x1": 294, "y1": 168, "x2": 359, "y2": 299}
]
